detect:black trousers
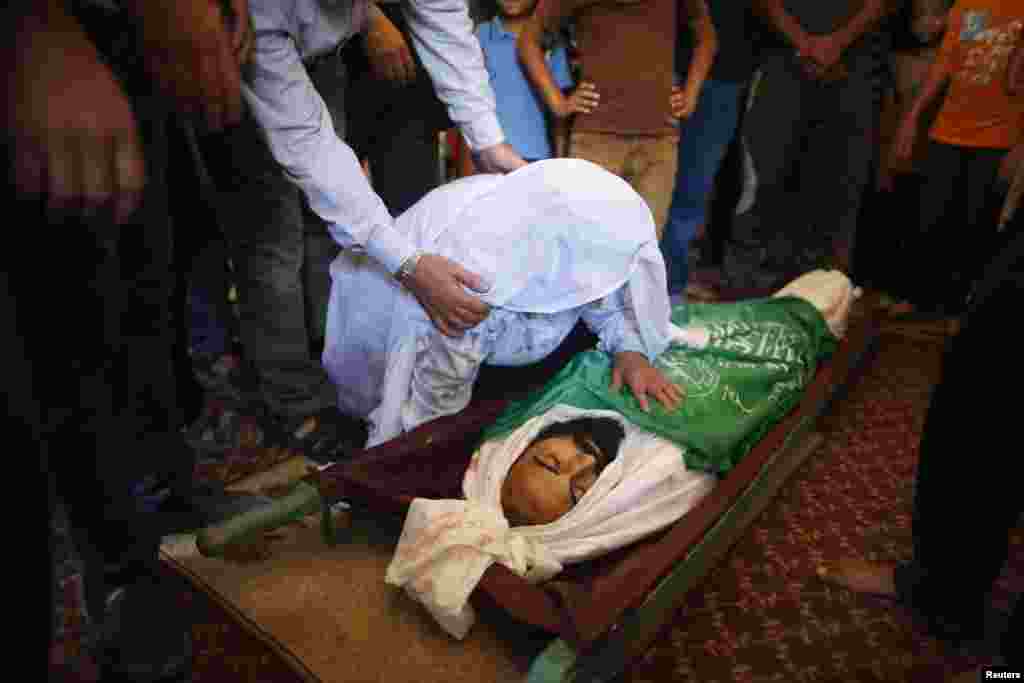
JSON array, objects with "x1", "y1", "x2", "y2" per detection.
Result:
[
  {"x1": 726, "y1": 52, "x2": 877, "y2": 283},
  {"x1": 900, "y1": 141, "x2": 1006, "y2": 310},
  {"x1": 894, "y1": 217, "x2": 1024, "y2": 664}
]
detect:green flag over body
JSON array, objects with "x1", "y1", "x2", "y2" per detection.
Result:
[{"x1": 481, "y1": 296, "x2": 838, "y2": 474}]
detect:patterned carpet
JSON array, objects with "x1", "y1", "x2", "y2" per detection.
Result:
[
  {"x1": 626, "y1": 324, "x2": 1022, "y2": 683},
  {"x1": 50, "y1": 315, "x2": 1023, "y2": 682}
]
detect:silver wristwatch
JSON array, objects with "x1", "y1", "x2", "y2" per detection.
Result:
[{"x1": 395, "y1": 250, "x2": 423, "y2": 286}]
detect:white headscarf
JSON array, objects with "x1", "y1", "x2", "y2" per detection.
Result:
[
  {"x1": 385, "y1": 405, "x2": 716, "y2": 639},
  {"x1": 324, "y1": 159, "x2": 672, "y2": 441}
]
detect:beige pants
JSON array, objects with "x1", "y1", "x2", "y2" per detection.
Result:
[{"x1": 569, "y1": 131, "x2": 679, "y2": 239}]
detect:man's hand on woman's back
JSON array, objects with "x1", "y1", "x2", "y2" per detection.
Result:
[{"x1": 407, "y1": 254, "x2": 493, "y2": 337}]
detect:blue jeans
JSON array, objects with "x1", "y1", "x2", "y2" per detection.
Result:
[{"x1": 660, "y1": 79, "x2": 744, "y2": 294}]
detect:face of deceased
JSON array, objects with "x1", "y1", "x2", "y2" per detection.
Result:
[{"x1": 500, "y1": 435, "x2": 601, "y2": 526}]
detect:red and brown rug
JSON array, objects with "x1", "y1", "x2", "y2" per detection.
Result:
[{"x1": 626, "y1": 324, "x2": 1022, "y2": 683}]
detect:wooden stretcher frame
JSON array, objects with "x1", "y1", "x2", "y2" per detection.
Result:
[
  {"x1": 197, "y1": 306, "x2": 879, "y2": 682},
  {"x1": 313, "y1": 307, "x2": 879, "y2": 681}
]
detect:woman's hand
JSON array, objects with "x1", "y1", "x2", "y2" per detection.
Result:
[{"x1": 610, "y1": 352, "x2": 685, "y2": 412}]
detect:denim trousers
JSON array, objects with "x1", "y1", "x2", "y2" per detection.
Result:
[
  {"x1": 199, "y1": 57, "x2": 347, "y2": 418},
  {"x1": 659, "y1": 79, "x2": 744, "y2": 294}
]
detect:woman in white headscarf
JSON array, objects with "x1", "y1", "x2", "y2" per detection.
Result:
[{"x1": 323, "y1": 158, "x2": 684, "y2": 447}]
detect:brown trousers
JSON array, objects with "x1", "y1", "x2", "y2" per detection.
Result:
[{"x1": 569, "y1": 131, "x2": 679, "y2": 239}]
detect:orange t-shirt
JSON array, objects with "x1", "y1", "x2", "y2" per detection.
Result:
[{"x1": 929, "y1": 0, "x2": 1024, "y2": 149}]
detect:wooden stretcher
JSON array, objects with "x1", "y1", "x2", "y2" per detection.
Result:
[{"x1": 197, "y1": 306, "x2": 879, "y2": 683}]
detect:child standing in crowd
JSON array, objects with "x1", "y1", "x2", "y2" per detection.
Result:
[
  {"x1": 887, "y1": 0, "x2": 1024, "y2": 314},
  {"x1": 517, "y1": 0, "x2": 717, "y2": 240},
  {"x1": 477, "y1": 0, "x2": 599, "y2": 161}
]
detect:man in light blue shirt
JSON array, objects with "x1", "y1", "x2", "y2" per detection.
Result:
[{"x1": 195, "y1": 0, "x2": 528, "y2": 456}]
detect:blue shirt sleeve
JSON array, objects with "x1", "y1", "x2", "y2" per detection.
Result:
[{"x1": 547, "y1": 45, "x2": 574, "y2": 91}]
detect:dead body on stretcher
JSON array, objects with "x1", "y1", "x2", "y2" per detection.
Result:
[{"x1": 322, "y1": 157, "x2": 860, "y2": 637}]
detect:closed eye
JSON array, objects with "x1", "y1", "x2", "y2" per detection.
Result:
[
  {"x1": 578, "y1": 439, "x2": 600, "y2": 460},
  {"x1": 534, "y1": 453, "x2": 559, "y2": 475}
]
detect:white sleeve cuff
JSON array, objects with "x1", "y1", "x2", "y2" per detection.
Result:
[
  {"x1": 459, "y1": 113, "x2": 505, "y2": 152},
  {"x1": 366, "y1": 221, "x2": 417, "y2": 275}
]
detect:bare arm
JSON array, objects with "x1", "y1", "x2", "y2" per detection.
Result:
[
  {"x1": 551, "y1": 117, "x2": 571, "y2": 156},
  {"x1": 673, "y1": 0, "x2": 718, "y2": 119},
  {"x1": 904, "y1": 10, "x2": 959, "y2": 121},
  {"x1": 517, "y1": 0, "x2": 597, "y2": 119},
  {"x1": 889, "y1": 7, "x2": 961, "y2": 164}
]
